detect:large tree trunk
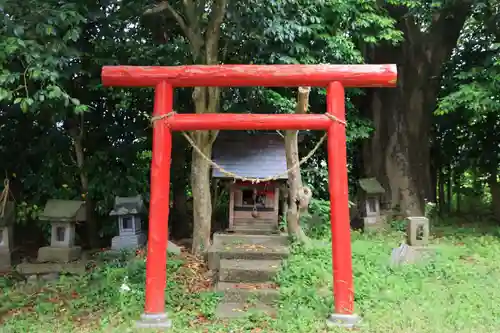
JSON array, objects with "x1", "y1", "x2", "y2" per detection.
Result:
[
  {"x1": 363, "y1": 3, "x2": 472, "y2": 215},
  {"x1": 191, "y1": 132, "x2": 214, "y2": 253},
  {"x1": 144, "y1": 0, "x2": 228, "y2": 254},
  {"x1": 66, "y1": 117, "x2": 98, "y2": 249},
  {"x1": 489, "y1": 173, "x2": 500, "y2": 222},
  {"x1": 438, "y1": 167, "x2": 445, "y2": 215},
  {"x1": 284, "y1": 87, "x2": 311, "y2": 244}
]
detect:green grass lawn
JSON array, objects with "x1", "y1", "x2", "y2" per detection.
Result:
[{"x1": 2, "y1": 225, "x2": 500, "y2": 332}]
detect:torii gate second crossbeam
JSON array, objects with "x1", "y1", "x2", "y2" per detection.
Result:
[{"x1": 101, "y1": 64, "x2": 397, "y2": 329}]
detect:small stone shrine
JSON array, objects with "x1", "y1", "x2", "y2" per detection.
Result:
[
  {"x1": 37, "y1": 199, "x2": 85, "y2": 263},
  {"x1": 0, "y1": 201, "x2": 15, "y2": 270},
  {"x1": 109, "y1": 195, "x2": 147, "y2": 250},
  {"x1": 357, "y1": 178, "x2": 386, "y2": 230}
]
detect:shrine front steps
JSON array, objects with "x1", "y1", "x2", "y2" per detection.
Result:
[{"x1": 208, "y1": 232, "x2": 289, "y2": 319}]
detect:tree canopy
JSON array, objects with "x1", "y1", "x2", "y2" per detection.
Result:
[{"x1": 0, "y1": 0, "x2": 499, "y2": 250}]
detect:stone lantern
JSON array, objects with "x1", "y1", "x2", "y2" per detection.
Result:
[
  {"x1": 357, "y1": 178, "x2": 386, "y2": 230},
  {"x1": 109, "y1": 195, "x2": 146, "y2": 250},
  {"x1": 38, "y1": 199, "x2": 86, "y2": 263},
  {"x1": 0, "y1": 201, "x2": 15, "y2": 270}
]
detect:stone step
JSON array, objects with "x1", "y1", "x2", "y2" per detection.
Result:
[
  {"x1": 216, "y1": 281, "x2": 279, "y2": 304},
  {"x1": 16, "y1": 262, "x2": 86, "y2": 275},
  {"x1": 213, "y1": 232, "x2": 288, "y2": 247},
  {"x1": 219, "y1": 259, "x2": 281, "y2": 283},
  {"x1": 208, "y1": 242, "x2": 289, "y2": 270},
  {"x1": 233, "y1": 221, "x2": 276, "y2": 228},
  {"x1": 233, "y1": 218, "x2": 276, "y2": 225},
  {"x1": 227, "y1": 227, "x2": 278, "y2": 235},
  {"x1": 215, "y1": 301, "x2": 276, "y2": 319}
]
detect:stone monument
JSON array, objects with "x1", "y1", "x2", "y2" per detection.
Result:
[
  {"x1": 37, "y1": 199, "x2": 85, "y2": 263},
  {"x1": 0, "y1": 201, "x2": 15, "y2": 270},
  {"x1": 390, "y1": 217, "x2": 432, "y2": 266},
  {"x1": 109, "y1": 195, "x2": 147, "y2": 250},
  {"x1": 357, "y1": 178, "x2": 386, "y2": 230},
  {"x1": 406, "y1": 216, "x2": 430, "y2": 246}
]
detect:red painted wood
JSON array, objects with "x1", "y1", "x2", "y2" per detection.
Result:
[
  {"x1": 101, "y1": 64, "x2": 397, "y2": 88},
  {"x1": 326, "y1": 82, "x2": 355, "y2": 314},
  {"x1": 103, "y1": 63, "x2": 399, "y2": 321},
  {"x1": 167, "y1": 113, "x2": 330, "y2": 131},
  {"x1": 144, "y1": 81, "x2": 173, "y2": 315}
]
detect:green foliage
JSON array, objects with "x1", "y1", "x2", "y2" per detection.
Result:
[
  {"x1": 0, "y1": 252, "x2": 221, "y2": 333},
  {"x1": 275, "y1": 227, "x2": 500, "y2": 332}
]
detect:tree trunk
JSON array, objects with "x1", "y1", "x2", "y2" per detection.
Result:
[
  {"x1": 143, "y1": 0, "x2": 228, "y2": 254},
  {"x1": 190, "y1": 129, "x2": 216, "y2": 254},
  {"x1": 190, "y1": 85, "x2": 220, "y2": 255},
  {"x1": 284, "y1": 87, "x2": 311, "y2": 244},
  {"x1": 489, "y1": 173, "x2": 500, "y2": 222},
  {"x1": 170, "y1": 134, "x2": 191, "y2": 239},
  {"x1": 447, "y1": 167, "x2": 452, "y2": 213},
  {"x1": 66, "y1": 117, "x2": 98, "y2": 249},
  {"x1": 438, "y1": 167, "x2": 445, "y2": 215},
  {"x1": 363, "y1": 3, "x2": 472, "y2": 215},
  {"x1": 454, "y1": 172, "x2": 461, "y2": 213}
]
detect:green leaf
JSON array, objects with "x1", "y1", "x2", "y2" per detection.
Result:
[
  {"x1": 45, "y1": 25, "x2": 54, "y2": 35},
  {"x1": 0, "y1": 88, "x2": 11, "y2": 101},
  {"x1": 20, "y1": 99, "x2": 29, "y2": 112},
  {"x1": 75, "y1": 105, "x2": 89, "y2": 113}
]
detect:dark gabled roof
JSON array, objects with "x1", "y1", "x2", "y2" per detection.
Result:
[
  {"x1": 358, "y1": 178, "x2": 385, "y2": 194},
  {"x1": 39, "y1": 199, "x2": 86, "y2": 223},
  {"x1": 212, "y1": 131, "x2": 288, "y2": 180},
  {"x1": 109, "y1": 195, "x2": 145, "y2": 216}
]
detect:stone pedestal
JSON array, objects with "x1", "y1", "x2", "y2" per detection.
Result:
[
  {"x1": 37, "y1": 246, "x2": 82, "y2": 263},
  {"x1": 0, "y1": 249, "x2": 11, "y2": 271},
  {"x1": 363, "y1": 215, "x2": 387, "y2": 232},
  {"x1": 326, "y1": 313, "x2": 361, "y2": 329},
  {"x1": 111, "y1": 233, "x2": 146, "y2": 251}
]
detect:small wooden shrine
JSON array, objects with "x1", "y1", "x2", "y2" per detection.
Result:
[
  {"x1": 0, "y1": 201, "x2": 15, "y2": 270},
  {"x1": 212, "y1": 132, "x2": 287, "y2": 233},
  {"x1": 38, "y1": 199, "x2": 86, "y2": 263}
]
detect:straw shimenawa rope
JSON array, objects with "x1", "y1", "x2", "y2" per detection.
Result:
[{"x1": 150, "y1": 111, "x2": 346, "y2": 183}]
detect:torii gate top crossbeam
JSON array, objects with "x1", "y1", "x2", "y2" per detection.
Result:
[{"x1": 101, "y1": 64, "x2": 397, "y2": 88}]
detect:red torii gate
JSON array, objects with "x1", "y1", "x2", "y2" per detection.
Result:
[{"x1": 101, "y1": 64, "x2": 397, "y2": 329}]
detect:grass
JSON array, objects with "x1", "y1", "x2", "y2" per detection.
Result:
[{"x1": 2, "y1": 224, "x2": 500, "y2": 332}]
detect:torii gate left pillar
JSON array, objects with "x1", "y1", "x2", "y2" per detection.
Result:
[{"x1": 101, "y1": 64, "x2": 397, "y2": 329}]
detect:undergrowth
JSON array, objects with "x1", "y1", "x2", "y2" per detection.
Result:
[{"x1": 2, "y1": 221, "x2": 500, "y2": 332}]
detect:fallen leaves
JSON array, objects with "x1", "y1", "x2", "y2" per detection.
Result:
[
  {"x1": 233, "y1": 282, "x2": 278, "y2": 290},
  {"x1": 234, "y1": 244, "x2": 267, "y2": 252},
  {"x1": 173, "y1": 252, "x2": 212, "y2": 293}
]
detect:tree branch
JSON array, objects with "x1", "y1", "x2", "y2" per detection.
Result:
[
  {"x1": 205, "y1": 0, "x2": 228, "y2": 64},
  {"x1": 144, "y1": 2, "x2": 190, "y2": 39}
]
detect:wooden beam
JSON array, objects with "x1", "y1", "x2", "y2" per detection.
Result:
[{"x1": 101, "y1": 64, "x2": 397, "y2": 88}]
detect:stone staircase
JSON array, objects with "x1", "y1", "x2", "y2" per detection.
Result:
[{"x1": 208, "y1": 232, "x2": 289, "y2": 318}]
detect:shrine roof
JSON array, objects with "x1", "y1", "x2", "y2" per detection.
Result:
[
  {"x1": 109, "y1": 195, "x2": 145, "y2": 216},
  {"x1": 358, "y1": 178, "x2": 385, "y2": 194},
  {"x1": 39, "y1": 199, "x2": 86, "y2": 223},
  {"x1": 211, "y1": 131, "x2": 288, "y2": 180}
]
